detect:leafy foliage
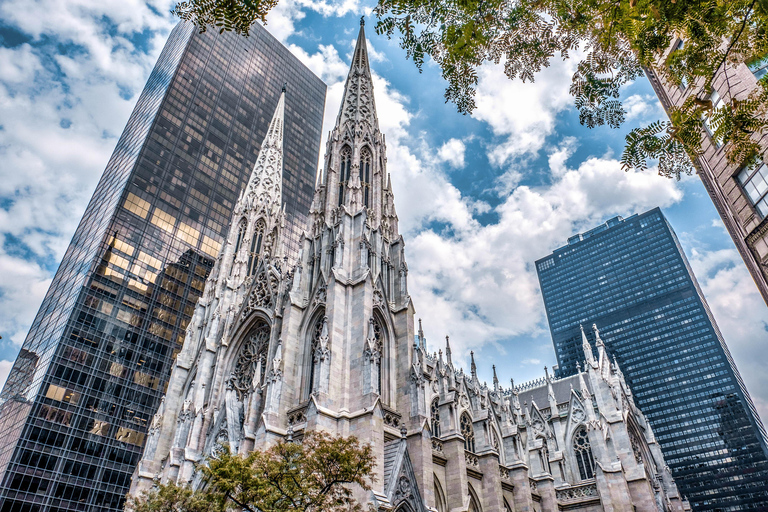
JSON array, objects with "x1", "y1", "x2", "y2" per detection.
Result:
[
  {"x1": 128, "y1": 482, "x2": 224, "y2": 512},
  {"x1": 373, "y1": 0, "x2": 768, "y2": 178},
  {"x1": 127, "y1": 431, "x2": 375, "y2": 512},
  {"x1": 172, "y1": 0, "x2": 278, "y2": 36},
  {"x1": 171, "y1": 0, "x2": 768, "y2": 178}
]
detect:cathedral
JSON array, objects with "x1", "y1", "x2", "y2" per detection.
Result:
[{"x1": 129, "y1": 20, "x2": 691, "y2": 512}]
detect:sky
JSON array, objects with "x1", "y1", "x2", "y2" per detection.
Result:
[{"x1": 1, "y1": 0, "x2": 767, "y2": 424}]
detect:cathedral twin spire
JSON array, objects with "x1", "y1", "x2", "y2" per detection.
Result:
[
  {"x1": 313, "y1": 19, "x2": 398, "y2": 238},
  {"x1": 241, "y1": 87, "x2": 285, "y2": 218},
  {"x1": 335, "y1": 18, "x2": 379, "y2": 132}
]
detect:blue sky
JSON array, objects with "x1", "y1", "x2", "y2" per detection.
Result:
[{"x1": 1, "y1": 0, "x2": 767, "y2": 422}]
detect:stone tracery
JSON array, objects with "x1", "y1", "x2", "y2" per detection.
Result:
[{"x1": 229, "y1": 322, "x2": 270, "y2": 400}]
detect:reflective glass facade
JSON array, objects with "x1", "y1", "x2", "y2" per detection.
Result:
[
  {"x1": 0, "y1": 21, "x2": 325, "y2": 512},
  {"x1": 536, "y1": 207, "x2": 768, "y2": 511}
]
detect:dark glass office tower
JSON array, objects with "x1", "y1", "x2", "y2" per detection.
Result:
[
  {"x1": 536, "y1": 207, "x2": 768, "y2": 511},
  {"x1": 0, "y1": 21, "x2": 325, "y2": 512}
]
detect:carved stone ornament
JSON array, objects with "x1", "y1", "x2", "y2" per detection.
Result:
[
  {"x1": 229, "y1": 322, "x2": 270, "y2": 400},
  {"x1": 312, "y1": 284, "x2": 327, "y2": 308},
  {"x1": 373, "y1": 287, "x2": 384, "y2": 308},
  {"x1": 571, "y1": 399, "x2": 586, "y2": 423},
  {"x1": 312, "y1": 316, "x2": 330, "y2": 363},
  {"x1": 365, "y1": 317, "x2": 382, "y2": 362},
  {"x1": 210, "y1": 427, "x2": 229, "y2": 459},
  {"x1": 243, "y1": 268, "x2": 279, "y2": 318}
]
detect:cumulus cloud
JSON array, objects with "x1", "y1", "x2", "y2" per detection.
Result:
[
  {"x1": 266, "y1": 0, "x2": 364, "y2": 42},
  {"x1": 688, "y1": 248, "x2": 768, "y2": 424},
  {"x1": 623, "y1": 93, "x2": 661, "y2": 121},
  {"x1": 437, "y1": 138, "x2": 466, "y2": 169},
  {"x1": 406, "y1": 139, "x2": 683, "y2": 364},
  {"x1": 0, "y1": 0, "x2": 177, "y2": 359},
  {"x1": 0, "y1": 361, "x2": 14, "y2": 393},
  {"x1": 473, "y1": 57, "x2": 578, "y2": 166}
]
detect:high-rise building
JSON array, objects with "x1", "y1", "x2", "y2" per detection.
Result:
[
  {"x1": 536, "y1": 207, "x2": 768, "y2": 511},
  {"x1": 646, "y1": 44, "x2": 768, "y2": 308},
  {"x1": 0, "y1": 21, "x2": 325, "y2": 512},
  {"x1": 129, "y1": 22, "x2": 690, "y2": 512}
]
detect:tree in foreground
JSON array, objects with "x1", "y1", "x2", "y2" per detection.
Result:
[
  {"x1": 171, "y1": 0, "x2": 768, "y2": 180},
  {"x1": 128, "y1": 431, "x2": 376, "y2": 512}
]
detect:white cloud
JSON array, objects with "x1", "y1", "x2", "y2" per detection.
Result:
[
  {"x1": 437, "y1": 138, "x2": 466, "y2": 169},
  {"x1": 0, "y1": 0, "x2": 176, "y2": 351},
  {"x1": 0, "y1": 251, "x2": 52, "y2": 346},
  {"x1": 688, "y1": 247, "x2": 768, "y2": 425},
  {"x1": 0, "y1": 361, "x2": 14, "y2": 392},
  {"x1": 521, "y1": 358, "x2": 541, "y2": 366},
  {"x1": 405, "y1": 139, "x2": 683, "y2": 363},
  {"x1": 265, "y1": 0, "x2": 364, "y2": 42},
  {"x1": 473, "y1": 57, "x2": 578, "y2": 166},
  {"x1": 623, "y1": 93, "x2": 659, "y2": 121}
]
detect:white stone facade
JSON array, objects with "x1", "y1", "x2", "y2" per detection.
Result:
[{"x1": 129, "y1": 21, "x2": 691, "y2": 512}]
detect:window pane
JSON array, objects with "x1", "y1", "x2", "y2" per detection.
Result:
[{"x1": 758, "y1": 198, "x2": 768, "y2": 218}]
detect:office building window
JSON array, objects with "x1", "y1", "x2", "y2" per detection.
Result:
[{"x1": 737, "y1": 160, "x2": 768, "y2": 217}]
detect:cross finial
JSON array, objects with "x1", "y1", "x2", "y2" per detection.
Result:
[
  {"x1": 282, "y1": 82, "x2": 287, "y2": 93},
  {"x1": 360, "y1": 16, "x2": 365, "y2": 26}
]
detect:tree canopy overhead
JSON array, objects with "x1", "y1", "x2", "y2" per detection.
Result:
[
  {"x1": 174, "y1": 0, "x2": 768, "y2": 179},
  {"x1": 128, "y1": 431, "x2": 376, "y2": 512}
]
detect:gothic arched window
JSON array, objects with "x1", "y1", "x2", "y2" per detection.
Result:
[
  {"x1": 229, "y1": 321, "x2": 270, "y2": 399},
  {"x1": 467, "y1": 486, "x2": 482, "y2": 512},
  {"x1": 308, "y1": 314, "x2": 328, "y2": 397},
  {"x1": 461, "y1": 413, "x2": 475, "y2": 452},
  {"x1": 431, "y1": 398, "x2": 440, "y2": 437},
  {"x1": 247, "y1": 219, "x2": 265, "y2": 276},
  {"x1": 434, "y1": 476, "x2": 447, "y2": 512},
  {"x1": 338, "y1": 146, "x2": 352, "y2": 206},
  {"x1": 360, "y1": 147, "x2": 372, "y2": 207},
  {"x1": 234, "y1": 218, "x2": 247, "y2": 254},
  {"x1": 573, "y1": 428, "x2": 595, "y2": 480},
  {"x1": 364, "y1": 316, "x2": 384, "y2": 396},
  {"x1": 540, "y1": 438, "x2": 551, "y2": 474},
  {"x1": 491, "y1": 428, "x2": 500, "y2": 452}
]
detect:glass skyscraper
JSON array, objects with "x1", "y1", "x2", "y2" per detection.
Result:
[
  {"x1": 536, "y1": 207, "x2": 768, "y2": 511},
  {"x1": 0, "y1": 21, "x2": 325, "y2": 512}
]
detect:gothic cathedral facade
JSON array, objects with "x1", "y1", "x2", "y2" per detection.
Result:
[{"x1": 130, "y1": 21, "x2": 691, "y2": 512}]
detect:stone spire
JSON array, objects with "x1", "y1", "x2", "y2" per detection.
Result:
[
  {"x1": 581, "y1": 324, "x2": 596, "y2": 368},
  {"x1": 316, "y1": 18, "x2": 395, "y2": 237},
  {"x1": 492, "y1": 365, "x2": 499, "y2": 392},
  {"x1": 243, "y1": 88, "x2": 285, "y2": 214},
  {"x1": 545, "y1": 366, "x2": 558, "y2": 412},
  {"x1": 445, "y1": 336, "x2": 452, "y2": 366},
  {"x1": 219, "y1": 88, "x2": 287, "y2": 282},
  {"x1": 335, "y1": 18, "x2": 378, "y2": 132},
  {"x1": 593, "y1": 323, "x2": 611, "y2": 379},
  {"x1": 470, "y1": 351, "x2": 477, "y2": 380}
]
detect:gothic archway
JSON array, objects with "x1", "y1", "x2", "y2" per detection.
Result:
[
  {"x1": 573, "y1": 427, "x2": 595, "y2": 480},
  {"x1": 338, "y1": 145, "x2": 352, "y2": 206},
  {"x1": 306, "y1": 310, "x2": 329, "y2": 398},
  {"x1": 461, "y1": 413, "x2": 475, "y2": 452},
  {"x1": 434, "y1": 475, "x2": 447, "y2": 512},
  {"x1": 467, "y1": 484, "x2": 482, "y2": 512},
  {"x1": 360, "y1": 146, "x2": 372, "y2": 207},
  {"x1": 431, "y1": 398, "x2": 441, "y2": 437},
  {"x1": 229, "y1": 320, "x2": 271, "y2": 399}
]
